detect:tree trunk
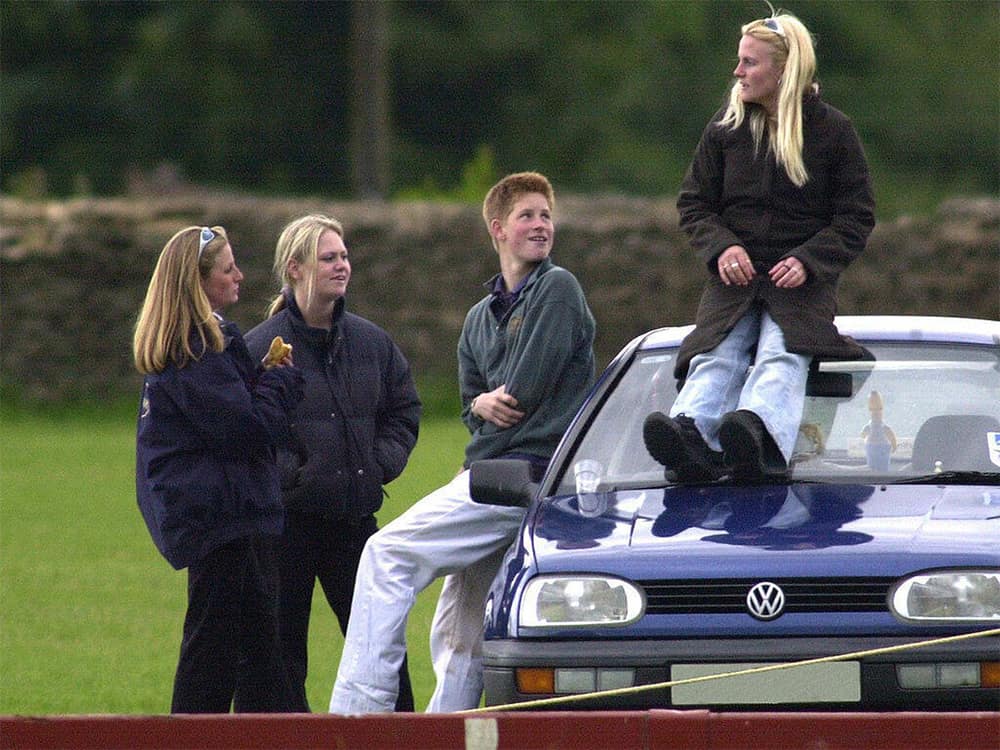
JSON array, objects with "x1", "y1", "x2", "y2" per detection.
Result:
[{"x1": 349, "y1": 0, "x2": 391, "y2": 199}]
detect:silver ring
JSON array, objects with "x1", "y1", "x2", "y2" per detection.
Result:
[{"x1": 729, "y1": 262, "x2": 739, "y2": 269}]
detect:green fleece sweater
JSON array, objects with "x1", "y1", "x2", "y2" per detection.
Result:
[{"x1": 458, "y1": 257, "x2": 596, "y2": 466}]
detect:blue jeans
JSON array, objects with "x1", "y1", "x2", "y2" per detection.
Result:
[{"x1": 670, "y1": 306, "x2": 810, "y2": 461}]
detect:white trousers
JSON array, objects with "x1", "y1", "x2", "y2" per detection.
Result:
[{"x1": 329, "y1": 470, "x2": 525, "y2": 713}]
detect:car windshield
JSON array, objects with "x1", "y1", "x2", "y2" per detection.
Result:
[{"x1": 556, "y1": 342, "x2": 1000, "y2": 493}]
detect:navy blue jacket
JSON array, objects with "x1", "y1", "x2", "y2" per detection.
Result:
[
  {"x1": 245, "y1": 294, "x2": 420, "y2": 518},
  {"x1": 135, "y1": 319, "x2": 304, "y2": 570}
]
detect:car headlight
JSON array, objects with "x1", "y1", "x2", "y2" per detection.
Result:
[
  {"x1": 519, "y1": 575, "x2": 645, "y2": 629},
  {"x1": 890, "y1": 570, "x2": 1000, "y2": 621}
]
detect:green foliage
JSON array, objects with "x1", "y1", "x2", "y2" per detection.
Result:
[
  {"x1": 394, "y1": 144, "x2": 501, "y2": 203},
  {"x1": 2, "y1": 1, "x2": 997, "y2": 209},
  {"x1": 0, "y1": 408, "x2": 470, "y2": 714}
]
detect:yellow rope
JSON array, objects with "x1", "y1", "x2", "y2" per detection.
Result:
[{"x1": 461, "y1": 626, "x2": 1000, "y2": 713}]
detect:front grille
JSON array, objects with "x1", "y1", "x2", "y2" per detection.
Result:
[{"x1": 640, "y1": 578, "x2": 893, "y2": 615}]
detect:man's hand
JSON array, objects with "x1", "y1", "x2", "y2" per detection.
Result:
[{"x1": 471, "y1": 385, "x2": 525, "y2": 429}]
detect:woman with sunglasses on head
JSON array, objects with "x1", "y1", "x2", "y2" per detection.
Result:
[
  {"x1": 644, "y1": 11, "x2": 875, "y2": 481},
  {"x1": 134, "y1": 225, "x2": 304, "y2": 713}
]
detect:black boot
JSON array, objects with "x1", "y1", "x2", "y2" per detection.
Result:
[
  {"x1": 643, "y1": 412, "x2": 725, "y2": 481},
  {"x1": 719, "y1": 410, "x2": 788, "y2": 479}
]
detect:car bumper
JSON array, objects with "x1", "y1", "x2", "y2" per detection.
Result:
[{"x1": 482, "y1": 635, "x2": 1000, "y2": 710}]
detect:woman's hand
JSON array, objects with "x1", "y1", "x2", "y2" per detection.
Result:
[
  {"x1": 263, "y1": 336, "x2": 295, "y2": 368},
  {"x1": 769, "y1": 257, "x2": 808, "y2": 288},
  {"x1": 470, "y1": 385, "x2": 525, "y2": 429},
  {"x1": 718, "y1": 245, "x2": 754, "y2": 286}
]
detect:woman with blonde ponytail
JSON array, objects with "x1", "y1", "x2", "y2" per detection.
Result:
[
  {"x1": 244, "y1": 215, "x2": 421, "y2": 712},
  {"x1": 644, "y1": 9, "x2": 875, "y2": 482}
]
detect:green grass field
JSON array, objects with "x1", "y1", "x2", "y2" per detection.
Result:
[{"x1": 0, "y1": 406, "x2": 470, "y2": 714}]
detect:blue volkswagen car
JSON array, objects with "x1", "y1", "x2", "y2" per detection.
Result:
[{"x1": 475, "y1": 316, "x2": 1000, "y2": 710}]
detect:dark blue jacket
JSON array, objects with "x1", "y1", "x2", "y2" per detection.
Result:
[
  {"x1": 245, "y1": 294, "x2": 420, "y2": 518},
  {"x1": 135, "y1": 319, "x2": 304, "y2": 569}
]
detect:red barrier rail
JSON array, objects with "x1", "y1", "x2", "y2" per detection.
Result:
[{"x1": 2, "y1": 711, "x2": 998, "y2": 750}]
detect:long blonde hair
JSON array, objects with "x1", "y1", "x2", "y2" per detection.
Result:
[
  {"x1": 719, "y1": 13, "x2": 817, "y2": 187},
  {"x1": 265, "y1": 214, "x2": 345, "y2": 318},
  {"x1": 133, "y1": 226, "x2": 227, "y2": 374}
]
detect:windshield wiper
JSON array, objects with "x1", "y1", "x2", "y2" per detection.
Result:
[{"x1": 895, "y1": 471, "x2": 1000, "y2": 485}]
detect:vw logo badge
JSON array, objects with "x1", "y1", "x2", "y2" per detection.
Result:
[{"x1": 746, "y1": 581, "x2": 785, "y2": 620}]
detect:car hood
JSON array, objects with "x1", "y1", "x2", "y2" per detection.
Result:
[{"x1": 530, "y1": 483, "x2": 1000, "y2": 578}]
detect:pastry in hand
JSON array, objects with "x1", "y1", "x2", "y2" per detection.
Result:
[{"x1": 264, "y1": 335, "x2": 293, "y2": 367}]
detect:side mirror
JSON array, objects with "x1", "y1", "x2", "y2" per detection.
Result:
[{"x1": 469, "y1": 459, "x2": 538, "y2": 508}]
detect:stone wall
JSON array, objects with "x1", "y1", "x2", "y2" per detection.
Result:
[{"x1": 1, "y1": 194, "x2": 997, "y2": 403}]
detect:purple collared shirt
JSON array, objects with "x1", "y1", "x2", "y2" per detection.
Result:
[{"x1": 488, "y1": 273, "x2": 529, "y2": 321}]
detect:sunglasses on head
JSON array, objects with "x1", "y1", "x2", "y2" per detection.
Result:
[
  {"x1": 197, "y1": 227, "x2": 215, "y2": 258},
  {"x1": 762, "y1": 17, "x2": 786, "y2": 37}
]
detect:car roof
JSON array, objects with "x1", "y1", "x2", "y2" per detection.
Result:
[{"x1": 637, "y1": 315, "x2": 1000, "y2": 350}]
